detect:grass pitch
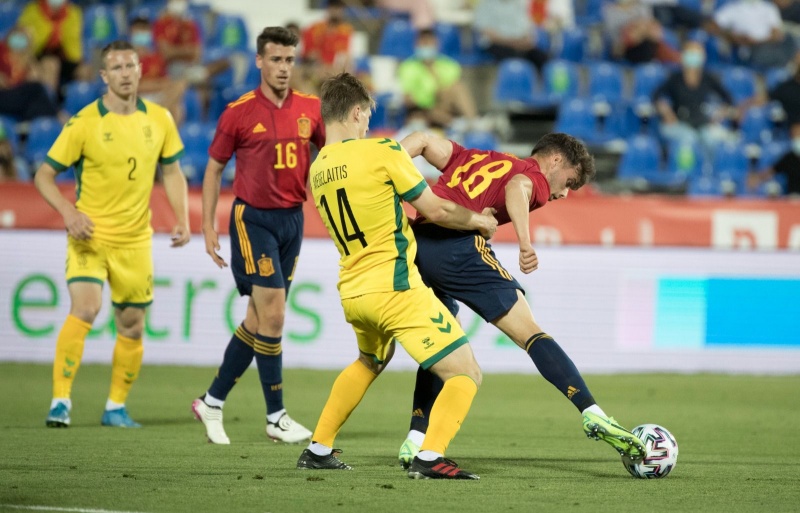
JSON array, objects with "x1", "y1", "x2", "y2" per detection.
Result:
[{"x1": 1, "y1": 363, "x2": 798, "y2": 513}]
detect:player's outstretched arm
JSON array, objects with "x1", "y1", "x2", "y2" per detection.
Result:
[
  {"x1": 162, "y1": 161, "x2": 191, "y2": 247},
  {"x1": 33, "y1": 162, "x2": 94, "y2": 240},
  {"x1": 410, "y1": 187, "x2": 497, "y2": 238},
  {"x1": 201, "y1": 157, "x2": 228, "y2": 268},
  {"x1": 505, "y1": 174, "x2": 538, "y2": 274},
  {"x1": 400, "y1": 131, "x2": 453, "y2": 170}
]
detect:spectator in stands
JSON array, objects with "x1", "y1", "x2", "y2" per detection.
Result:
[
  {"x1": 18, "y1": 0, "x2": 85, "y2": 97},
  {"x1": 748, "y1": 126, "x2": 800, "y2": 195},
  {"x1": 774, "y1": 0, "x2": 800, "y2": 24},
  {"x1": 529, "y1": 0, "x2": 576, "y2": 32},
  {"x1": 377, "y1": 0, "x2": 436, "y2": 30},
  {"x1": 130, "y1": 16, "x2": 186, "y2": 125},
  {"x1": 767, "y1": 52, "x2": 800, "y2": 126},
  {"x1": 0, "y1": 27, "x2": 61, "y2": 121},
  {"x1": 708, "y1": 0, "x2": 796, "y2": 69},
  {"x1": 643, "y1": 0, "x2": 705, "y2": 30},
  {"x1": 473, "y1": 0, "x2": 549, "y2": 71},
  {"x1": 0, "y1": 124, "x2": 18, "y2": 182},
  {"x1": 603, "y1": 0, "x2": 680, "y2": 64},
  {"x1": 153, "y1": 0, "x2": 204, "y2": 81},
  {"x1": 301, "y1": 0, "x2": 353, "y2": 84},
  {"x1": 653, "y1": 40, "x2": 736, "y2": 154},
  {"x1": 398, "y1": 28, "x2": 478, "y2": 130}
]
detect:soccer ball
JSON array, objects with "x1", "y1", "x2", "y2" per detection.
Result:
[{"x1": 622, "y1": 424, "x2": 678, "y2": 479}]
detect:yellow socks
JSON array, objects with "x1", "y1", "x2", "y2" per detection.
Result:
[
  {"x1": 108, "y1": 334, "x2": 144, "y2": 405},
  {"x1": 52, "y1": 314, "x2": 92, "y2": 399},
  {"x1": 312, "y1": 360, "x2": 377, "y2": 447},
  {"x1": 420, "y1": 375, "x2": 478, "y2": 456}
]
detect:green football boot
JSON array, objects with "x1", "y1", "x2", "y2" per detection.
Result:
[
  {"x1": 398, "y1": 438, "x2": 421, "y2": 470},
  {"x1": 583, "y1": 411, "x2": 646, "y2": 462}
]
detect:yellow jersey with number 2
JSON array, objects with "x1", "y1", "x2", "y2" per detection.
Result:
[
  {"x1": 310, "y1": 137, "x2": 428, "y2": 299},
  {"x1": 46, "y1": 97, "x2": 185, "y2": 248}
]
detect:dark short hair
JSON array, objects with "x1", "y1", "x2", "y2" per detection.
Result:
[
  {"x1": 531, "y1": 132, "x2": 596, "y2": 189},
  {"x1": 320, "y1": 72, "x2": 376, "y2": 124},
  {"x1": 257, "y1": 26, "x2": 299, "y2": 56},
  {"x1": 129, "y1": 16, "x2": 150, "y2": 29},
  {"x1": 417, "y1": 28, "x2": 437, "y2": 40},
  {"x1": 327, "y1": 0, "x2": 345, "y2": 7},
  {"x1": 100, "y1": 40, "x2": 137, "y2": 68}
]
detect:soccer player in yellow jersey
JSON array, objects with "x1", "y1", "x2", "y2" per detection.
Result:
[
  {"x1": 296, "y1": 73, "x2": 497, "y2": 480},
  {"x1": 34, "y1": 41, "x2": 190, "y2": 428}
]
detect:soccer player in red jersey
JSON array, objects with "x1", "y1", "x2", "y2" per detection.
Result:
[
  {"x1": 191, "y1": 27, "x2": 324, "y2": 445},
  {"x1": 395, "y1": 132, "x2": 648, "y2": 466}
]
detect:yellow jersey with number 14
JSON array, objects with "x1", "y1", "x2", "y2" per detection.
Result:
[
  {"x1": 310, "y1": 137, "x2": 427, "y2": 299},
  {"x1": 46, "y1": 97, "x2": 185, "y2": 248}
]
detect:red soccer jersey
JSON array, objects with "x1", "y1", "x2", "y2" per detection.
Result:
[
  {"x1": 427, "y1": 141, "x2": 551, "y2": 225},
  {"x1": 153, "y1": 15, "x2": 200, "y2": 49},
  {"x1": 208, "y1": 88, "x2": 325, "y2": 209}
]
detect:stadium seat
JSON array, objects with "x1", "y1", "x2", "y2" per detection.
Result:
[
  {"x1": 459, "y1": 29, "x2": 494, "y2": 66},
  {"x1": 575, "y1": 0, "x2": 605, "y2": 25},
  {"x1": 179, "y1": 151, "x2": 206, "y2": 186},
  {"x1": 378, "y1": 18, "x2": 416, "y2": 60},
  {"x1": 82, "y1": 5, "x2": 121, "y2": 50},
  {"x1": 661, "y1": 28, "x2": 680, "y2": 52},
  {"x1": 617, "y1": 134, "x2": 662, "y2": 181},
  {"x1": 557, "y1": 27, "x2": 586, "y2": 63},
  {"x1": 531, "y1": 59, "x2": 581, "y2": 108},
  {"x1": 64, "y1": 81, "x2": 101, "y2": 116},
  {"x1": 765, "y1": 67, "x2": 790, "y2": 92},
  {"x1": 631, "y1": 63, "x2": 668, "y2": 101},
  {"x1": 183, "y1": 87, "x2": 204, "y2": 123},
  {"x1": 24, "y1": 117, "x2": 62, "y2": 168},
  {"x1": 711, "y1": 141, "x2": 749, "y2": 180},
  {"x1": 554, "y1": 98, "x2": 596, "y2": 142},
  {"x1": 435, "y1": 23, "x2": 462, "y2": 61},
  {"x1": 740, "y1": 105, "x2": 773, "y2": 145},
  {"x1": 720, "y1": 66, "x2": 756, "y2": 105},
  {"x1": 0, "y1": 3, "x2": 21, "y2": 39},
  {"x1": 666, "y1": 138, "x2": 705, "y2": 178},
  {"x1": 209, "y1": 84, "x2": 251, "y2": 120},
  {"x1": 221, "y1": 154, "x2": 236, "y2": 186},
  {"x1": 758, "y1": 140, "x2": 790, "y2": 169},
  {"x1": 0, "y1": 115, "x2": 19, "y2": 154},
  {"x1": 492, "y1": 58, "x2": 536, "y2": 107},
  {"x1": 678, "y1": 0, "x2": 703, "y2": 12},
  {"x1": 179, "y1": 121, "x2": 216, "y2": 159},
  {"x1": 210, "y1": 14, "x2": 249, "y2": 53},
  {"x1": 587, "y1": 62, "x2": 624, "y2": 104},
  {"x1": 687, "y1": 175, "x2": 723, "y2": 196},
  {"x1": 204, "y1": 45, "x2": 236, "y2": 90},
  {"x1": 463, "y1": 130, "x2": 498, "y2": 151}
]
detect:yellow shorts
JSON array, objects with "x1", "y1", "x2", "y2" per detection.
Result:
[
  {"x1": 341, "y1": 286, "x2": 469, "y2": 369},
  {"x1": 65, "y1": 237, "x2": 154, "y2": 308}
]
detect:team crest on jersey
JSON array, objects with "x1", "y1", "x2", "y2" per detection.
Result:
[
  {"x1": 297, "y1": 116, "x2": 311, "y2": 138},
  {"x1": 258, "y1": 255, "x2": 275, "y2": 277},
  {"x1": 143, "y1": 125, "x2": 154, "y2": 148}
]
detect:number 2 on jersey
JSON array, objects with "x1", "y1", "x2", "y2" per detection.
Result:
[
  {"x1": 319, "y1": 188, "x2": 367, "y2": 256},
  {"x1": 446, "y1": 153, "x2": 512, "y2": 199},
  {"x1": 275, "y1": 142, "x2": 297, "y2": 169}
]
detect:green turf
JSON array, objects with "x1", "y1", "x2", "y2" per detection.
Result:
[{"x1": 1, "y1": 363, "x2": 798, "y2": 513}]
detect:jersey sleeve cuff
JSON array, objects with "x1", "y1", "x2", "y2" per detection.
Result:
[
  {"x1": 44, "y1": 156, "x2": 69, "y2": 172},
  {"x1": 400, "y1": 179, "x2": 428, "y2": 201},
  {"x1": 159, "y1": 148, "x2": 185, "y2": 165}
]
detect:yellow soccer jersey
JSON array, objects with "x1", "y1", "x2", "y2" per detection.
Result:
[
  {"x1": 46, "y1": 97, "x2": 184, "y2": 247},
  {"x1": 311, "y1": 137, "x2": 428, "y2": 298}
]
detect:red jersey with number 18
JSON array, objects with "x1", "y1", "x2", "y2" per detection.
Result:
[
  {"x1": 209, "y1": 88, "x2": 325, "y2": 209},
  {"x1": 427, "y1": 141, "x2": 551, "y2": 225}
]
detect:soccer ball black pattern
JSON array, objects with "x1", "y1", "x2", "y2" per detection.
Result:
[{"x1": 622, "y1": 424, "x2": 679, "y2": 479}]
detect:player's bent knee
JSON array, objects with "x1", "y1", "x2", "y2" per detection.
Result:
[{"x1": 70, "y1": 305, "x2": 101, "y2": 324}]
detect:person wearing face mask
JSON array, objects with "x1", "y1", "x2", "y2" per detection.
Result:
[
  {"x1": 0, "y1": 27, "x2": 60, "y2": 121},
  {"x1": 652, "y1": 40, "x2": 736, "y2": 155},
  {"x1": 397, "y1": 29, "x2": 478, "y2": 130},
  {"x1": 129, "y1": 16, "x2": 186, "y2": 125},
  {"x1": 18, "y1": 0, "x2": 84, "y2": 97},
  {"x1": 301, "y1": 0, "x2": 353, "y2": 88}
]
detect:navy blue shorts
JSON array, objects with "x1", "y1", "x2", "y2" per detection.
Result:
[
  {"x1": 413, "y1": 223, "x2": 523, "y2": 323},
  {"x1": 229, "y1": 198, "x2": 303, "y2": 297}
]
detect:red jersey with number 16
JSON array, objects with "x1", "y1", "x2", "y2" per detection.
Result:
[
  {"x1": 426, "y1": 141, "x2": 551, "y2": 226},
  {"x1": 209, "y1": 88, "x2": 325, "y2": 209}
]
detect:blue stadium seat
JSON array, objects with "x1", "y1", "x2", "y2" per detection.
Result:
[
  {"x1": 678, "y1": 0, "x2": 703, "y2": 12},
  {"x1": 720, "y1": 66, "x2": 756, "y2": 105},
  {"x1": 557, "y1": 28, "x2": 586, "y2": 63},
  {"x1": 661, "y1": 28, "x2": 680, "y2": 52},
  {"x1": 204, "y1": 45, "x2": 235, "y2": 90},
  {"x1": 64, "y1": 81, "x2": 101, "y2": 116},
  {"x1": 463, "y1": 130, "x2": 498, "y2": 151},
  {"x1": 183, "y1": 87, "x2": 204, "y2": 123},
  {"x1": 0, "y1": 115, "x2": 20, "y2": 154},
  {"x1": 83, "y1": 5, "x2": 121, "y2": 50},
  {"x1": 210, "y1": 14, "x2": 249, "y2": 53},
  {"x1": 221, "y1": 154, "x2": 236, "y2": 186},
  {"x1": 179, "y1": 121, "x2": 216, "y2": 159},
  {"x1": 587, "y1": 62, "x2": 624, "y2": 104},
  {"x1": 758, "y1": 140, "x2": 790, "y2": 169},
  {"x1": 492, "y1": 58, "x2": 536, "y2": 107},
  {"x1": 554, "y1": 98, "x2": 596, "y2": 142},
  {"x1": 617, "y1": 134, "x2": 662, "y2": 181},
  {"x1": 435, "y1": 23, "x2": 462, "y2": 61},
  {"x1": 631, "y1": 62, "x2": 668, "y2": 101},
  {"x1": 740, "y1": 105, "x2": 773, "y2": 145},
  {"x1": 666, "y1": 138, "x2": 705, "y2": 178},
  {"x1": 179, "y1": 151, "x2": 206, "y2": 186},
  {"x1": 24, "y1": 117, "x2": 62, "y2": 168},
  {"x1": 459, "y1": 29, "x2": 494, "y2": 66},
  {"x1": 575, "y1": 0, "x2": 605, "y2": 25},
  {"x1": 711, "y1": 141, "x2": 749, "y2": 179},
  {"x1": 378, "y1": 18, "x2": 416, "y2": 60},
  {"x1": 209, "y1": 84, "x2": 251, "y2": 120},
  {"x1": 765, "y1": 67, "x2": 790, "y2": 92},
  {"x1": 0, "y1": 3, "x2": 21, "y2": 39},
  {"x1": 531, "y1": 59, "x2": 580, "y2": 108},
  {"x1": 687, "y1": 175, "x2": 723, "y2": 196}
]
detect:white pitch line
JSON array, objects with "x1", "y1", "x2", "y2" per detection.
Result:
[{"x1": 0, "y1": 505, "x2": 149, "y2": 513}]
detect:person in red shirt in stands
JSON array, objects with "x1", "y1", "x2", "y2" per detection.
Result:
[
  {"x1": 302, "y1": 0, "x2": 353, "y2": 86},
  {"x1": 190, "y1": 27, "x2": 325, "y2": 446},
  {"x1": 153, "y1": 0, "x2": 201, "y2": 75},
  {"x1": 129, "y1": 16, "x2": 186, "y2": 125},
  {"x1": 0, "y1": 27, "x2": 60, "y2": 121}
]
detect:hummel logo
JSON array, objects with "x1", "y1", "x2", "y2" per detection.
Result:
[
  {"x1": 252, "y1": 123, "x2": 266, "y2": 133},
  {"x1": 103, "y1": 132, "x2": 113, "y2": 142}
]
